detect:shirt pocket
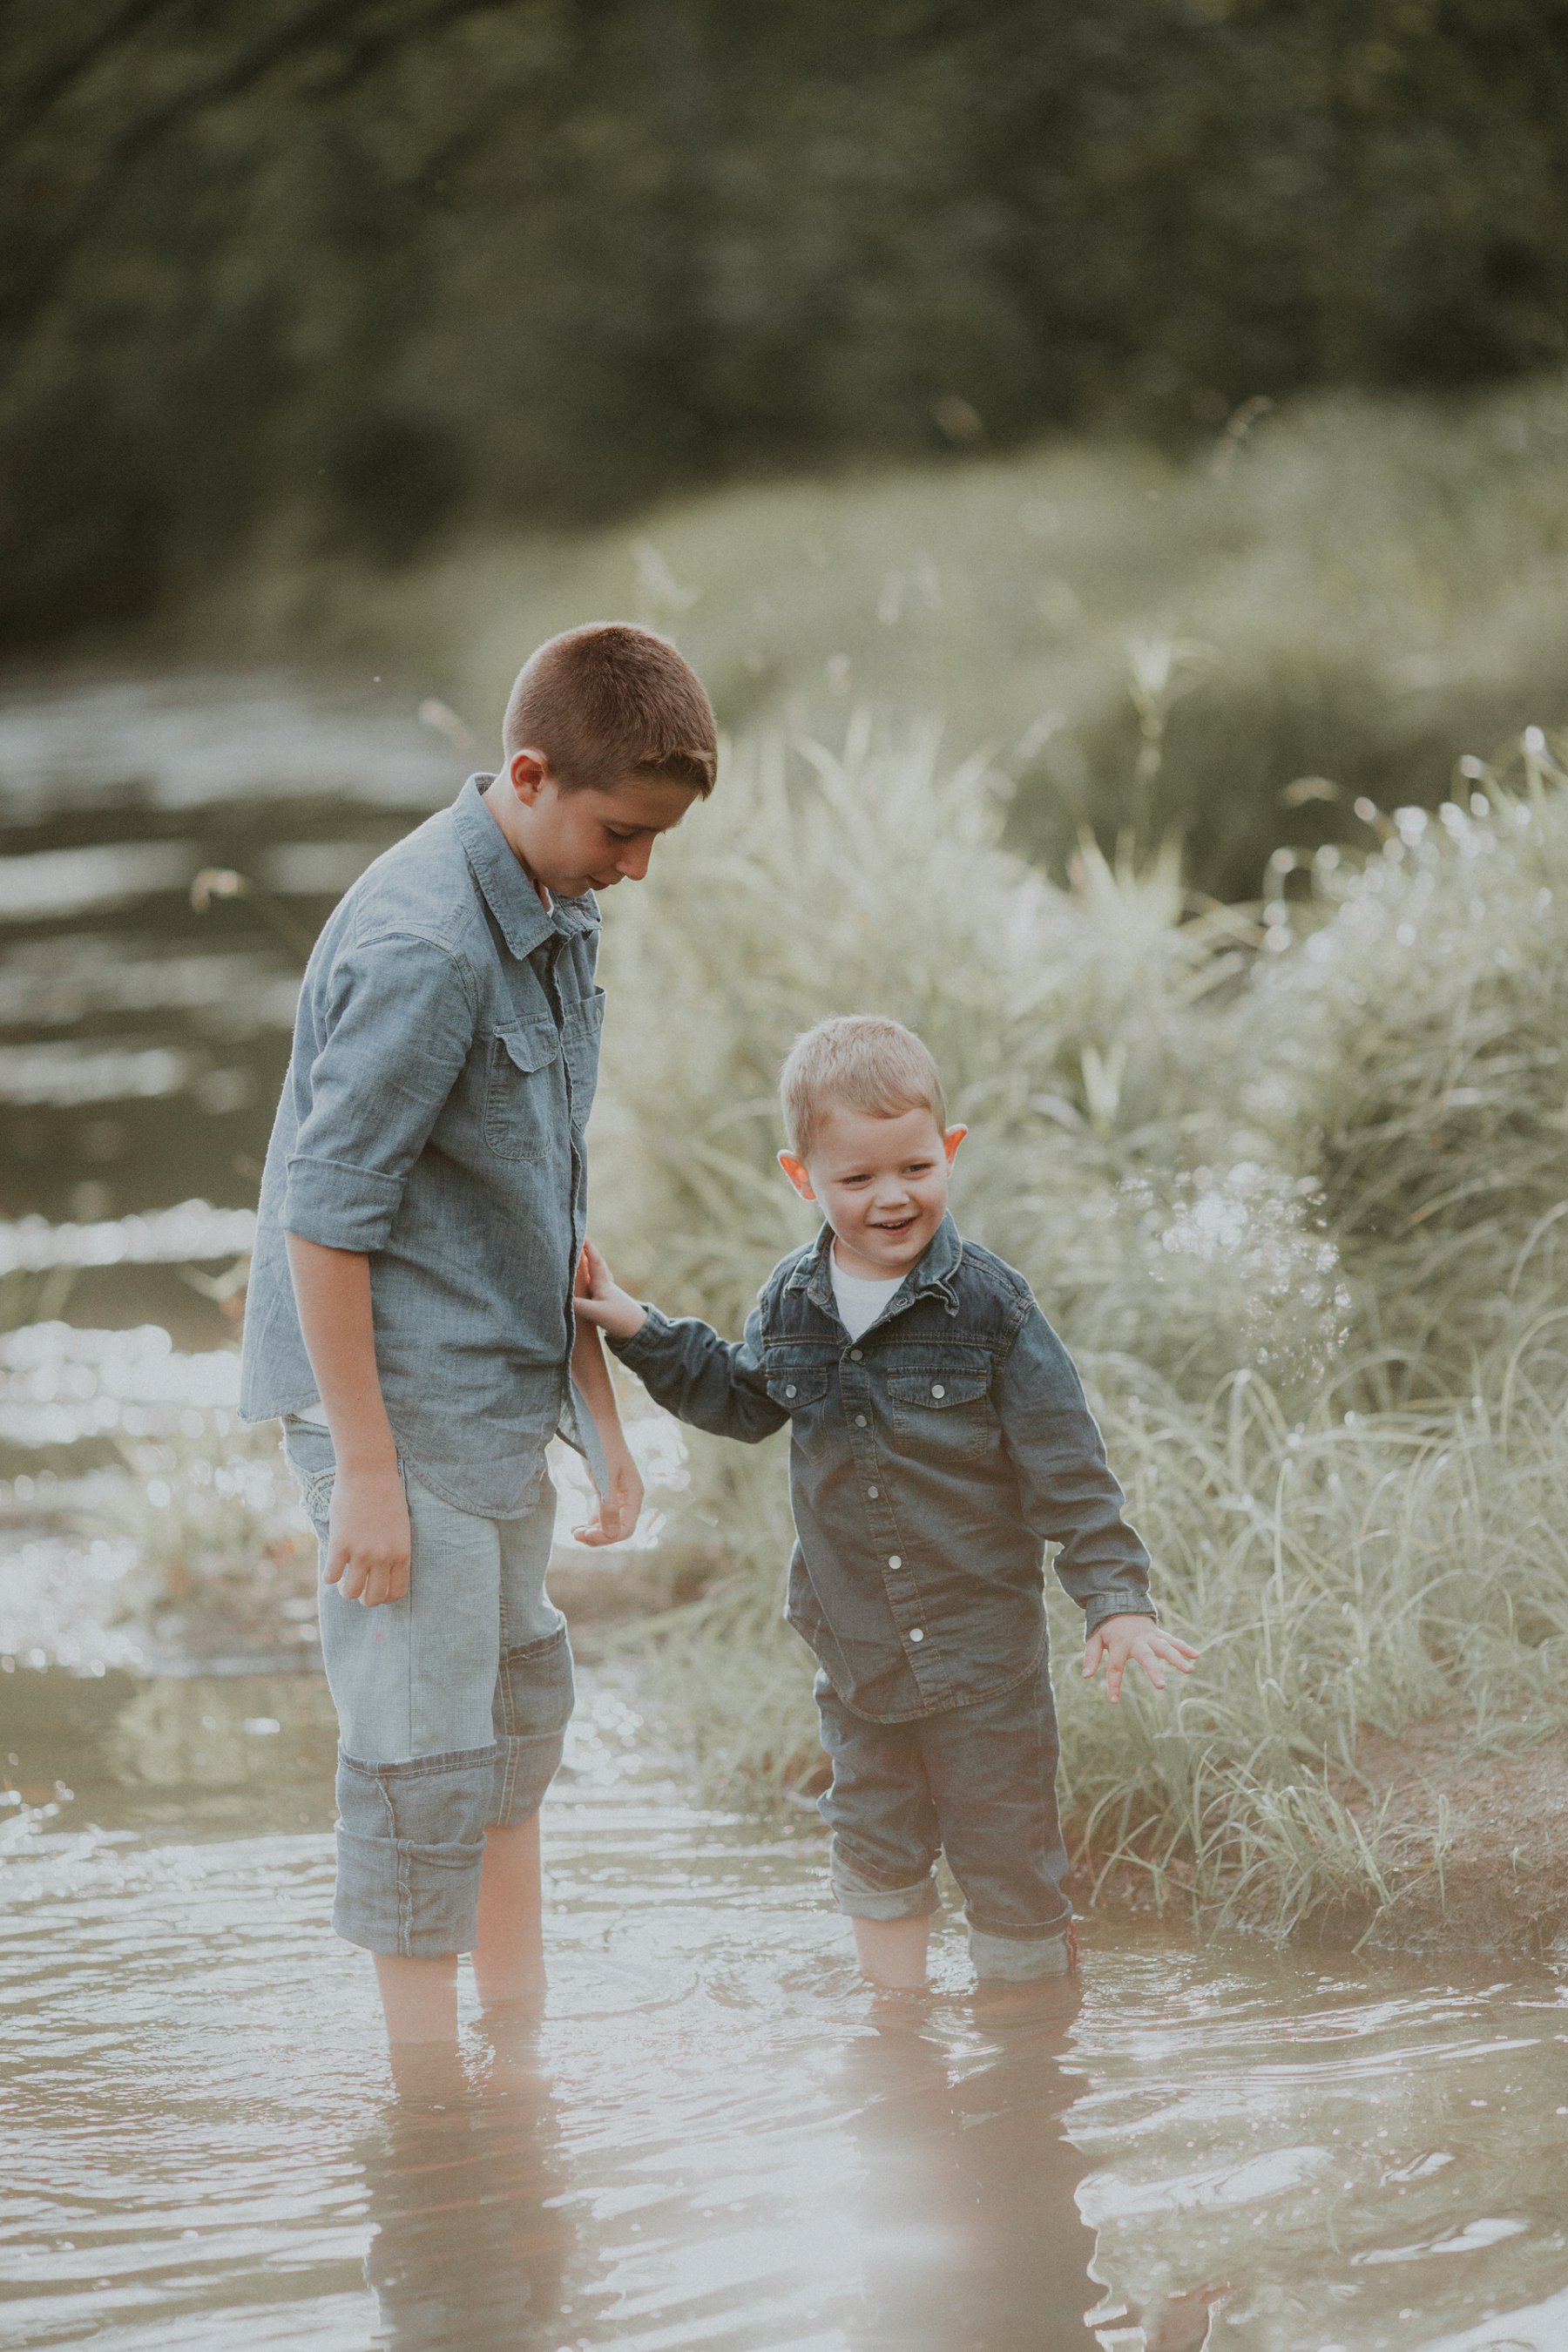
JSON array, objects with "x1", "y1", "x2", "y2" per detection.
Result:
[
  {"x1": 886, "y1": 1367, "x2": 995, "y2": 1463},
  {"x1": 764, "y1": 1362, "x2": 832, "y2": 1414},
  {"x1": 483, "y1": 1017, "x2": 562, "y2": 1161},
  {"x1": 561, "y1": 985, "x2": 606, "y2": 1129}
]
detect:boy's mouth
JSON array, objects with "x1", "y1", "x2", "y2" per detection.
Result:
[{"x1": 870, "y1": 1213, "x2": 918, "y2": 1235}]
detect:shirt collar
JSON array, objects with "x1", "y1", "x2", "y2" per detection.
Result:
[
  {"x1": 452, "y1": 774, "x2": 601, "y2": 959},
  {"x1": 787, "y1": 1212, "x2": 963, "y2": 1321}
]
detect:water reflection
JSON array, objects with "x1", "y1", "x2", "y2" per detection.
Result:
[
  {"x1": 841, "y1": 1989, "x2": 1099, "y2": 2351},
  {"x1": 362, "y1": 2036, "x2": 577, "y2": 2352},
  {"x1": 5, "y1": 1666, "x2": 1568, "y2": 2352}
]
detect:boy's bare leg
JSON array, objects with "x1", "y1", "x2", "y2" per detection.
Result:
[
  {"x1": 473, "y1": 1815, "x2": 546, "y2": 2011},
  {"x1": 374, "y1": 1954, "x2": 458, "y2": 2045},
  {"x1": 853, "y1": 1916, "x2": 930, "y2": 1990}
]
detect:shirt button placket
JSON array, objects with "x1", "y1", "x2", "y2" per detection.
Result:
[{"x1": 844, "y1": 1354, "x2": 895, "y2": 1560}]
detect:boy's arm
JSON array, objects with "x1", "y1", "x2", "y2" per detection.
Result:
[
  {"x1": 997, "y1": 1300, "x2": 1157, "y2": 1627},
  {"x1": 997, "y1": 1301, "x2": 1198, "y2": 1699},
  {"x1": 568, "y1": 1311, "x2": 645, "y2": 1546},
  {"x1": 286, "y1": 1235, "x2": 409, "y2": 1607},
  {"x1": 574, "y1": 1242, "x2": 787, "y2": 1443},
  {"x1": 280, "y1": 930, "x2": 476, "y2": 1608}
]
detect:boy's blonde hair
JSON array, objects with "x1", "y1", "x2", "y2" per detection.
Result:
[{"x1": 780, "y1": 1014, "x2": 948, "y2": 1161}]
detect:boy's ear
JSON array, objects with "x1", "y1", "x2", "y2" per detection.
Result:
[
  {"x1": 507, "y1": 747, "x2": 551, "y2": 802},
  {"x1": 777, "y1": 1150, "x2": 817, "y2": 1202},
  {"x1": 943, "y1": 1125, "x2": 968, "y2": 1167}
]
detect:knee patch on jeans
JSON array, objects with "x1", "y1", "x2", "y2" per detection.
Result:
[
  {"x1": 334, "y1": 1744, "x2": 497, "y2": 1957},
  {"x1": 492, "y1": 1624, "x2": 575, "y2": 1828}
]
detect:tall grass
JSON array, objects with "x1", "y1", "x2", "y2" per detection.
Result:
[{"x1": 591, "y1": 720, "x2": 1568, "y2": 1939}]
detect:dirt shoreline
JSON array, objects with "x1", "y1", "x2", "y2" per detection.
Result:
[{"x1": 1334, "y1": 1723, "x2": 1568, "y2": 1963}]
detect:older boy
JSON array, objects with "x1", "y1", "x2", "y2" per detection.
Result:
[
  {"x1": 577, "y1": 1015, "x2": 1195, "y2": 1992},
  {"x1": 240, "y1": 623, "x2": 716, "y2": 2046}
]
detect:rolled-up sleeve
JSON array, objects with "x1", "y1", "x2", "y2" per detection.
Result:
[
  {"x1": 997, "y1": 1301, "x2": 1156, "y2": 1632},
  {"x1": 281, "y1": 930, "x2": 475, "y2": 1253}
]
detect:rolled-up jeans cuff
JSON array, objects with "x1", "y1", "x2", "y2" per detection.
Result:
[
  {"x1": 830, "y1": 1848, "x2": 942, "y2": 1923},
  {"x1": 968, "y1": 1920, "x2": 1074, "y2": 1982},
  {"x1": 333, "y1": 1743, "x2": 497, "y2": 1957}
]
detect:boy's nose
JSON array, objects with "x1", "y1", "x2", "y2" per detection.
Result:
[{"x1": 617, "y1": 841, "x2": 653, "y2": 881}]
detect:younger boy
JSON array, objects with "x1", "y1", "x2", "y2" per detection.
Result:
[
  {"x1": 576, "y1": 1015, "x2": 1194, "y2": 1990},
  {"x1": 240, "y1": 623, "x2": 716, "y2": 2047}
]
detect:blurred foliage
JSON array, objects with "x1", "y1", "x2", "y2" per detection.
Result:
[
  {"x1": 4, "y1": 0, "x2": 1568, "y2": 645},
  {"x1": 254, "y1": 373, "x2": 1568, "y2": 899}
]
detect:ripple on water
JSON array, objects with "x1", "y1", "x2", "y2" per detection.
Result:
[{"x1": 3, "y1": 1677, "x2": 1568, "y2": 2352}]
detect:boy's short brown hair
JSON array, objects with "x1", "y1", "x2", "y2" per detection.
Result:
[
  {"x1": 780, "y1": 1015, "x2": 948, "y2": 1161},
  {"x1": 503, "y1": 622, "x2": 717, "y2": 796}
]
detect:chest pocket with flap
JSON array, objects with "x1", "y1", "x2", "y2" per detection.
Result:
[
  {"x1": 483, "y1": 1017, "x2": 562, "y2": 1160},
  {"x1": 764, "y1": 1362, "x2": 831, "y2": 1416},
  {"x1": 886, "y1": 1367, "x2": 994, "y2": 1462}
]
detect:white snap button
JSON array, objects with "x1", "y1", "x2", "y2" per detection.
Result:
[
  {"x1": 888, "y1": 1553, "x2": 902, "y2": 1569},
  {"x1": 849, "y1": 1348, "x2": 863, "y2": 1360},
  {"x1": 855, "y1": 1414, "x2": 868, "y2": 1427},
  {"x1": 785, "y1": 1384, "x2": 797, "y2": 1397},
  {"x1": 867, "y1": 1485, "x2": 878, "y2": 1498},
  {"x1": 909, "y1": 1626, "x2": 924, "y2": 1643},
  {"x1": 931, "y1": 1382, "x2": 945, "y2": 1398}
]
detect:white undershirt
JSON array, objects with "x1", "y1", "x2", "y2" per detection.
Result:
[{"x1": 829, "y1": 1256, "x2": 905, "y2": 1342}]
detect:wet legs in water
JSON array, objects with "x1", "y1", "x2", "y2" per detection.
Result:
[
  {"x1": 362, "y1": 2018, "x2": 576, "y2": 2350},
  {"x1": 852, "y1": 1916, "x2": 930, "y2": 1990},
  {"x1": 375, "y1": 1815, "x2": 546, "y2": 2045}
]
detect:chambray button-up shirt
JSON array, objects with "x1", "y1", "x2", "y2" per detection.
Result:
[
  {"x1": 613, "y1": 1216, "x2": 1154, "y2": 1720},
  {"x1": 240, "y1": 776, "x2": 604, "y2": 1516}
]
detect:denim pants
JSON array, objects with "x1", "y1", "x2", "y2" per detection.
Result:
[
  {"x1": 282, "y1": 1419, "x2": 574, "y2": 1958},
  {"x1": 815, "y1": 1642, "x2": 1073, "y2": 1981}
]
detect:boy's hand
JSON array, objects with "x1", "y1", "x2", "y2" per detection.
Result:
[
  {"x1": 573, "y1": 1439, "x2": 645, "y2": 1547},
  {"x1": 1083, "y1": 1613, "x2": 1199, "y2": 1702},
  {"x1": 325, "y1": 1467, "x2": 412, "y2": 1607},
  {"x1": 572, "y1": 1240, "x2": 648, "y2": 1342}
]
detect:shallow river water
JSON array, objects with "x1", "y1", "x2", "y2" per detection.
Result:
[
  {"x1": 3, "y1": 672, "x2": 1568, "y2": 2349},
  {"x1": 3, "y1": 1666, "x2": 1567, "y2": 2352}
]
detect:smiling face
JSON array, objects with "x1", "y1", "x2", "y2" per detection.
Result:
[
  {"x1": 486, "y1": 755, "x2": 702, "y2": 899},
  {"x1": 779, "y1": 1101, "x2": 967, "y2": 1281}
]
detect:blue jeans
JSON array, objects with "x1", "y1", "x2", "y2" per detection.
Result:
[
  {"x1": 283, "y1": 1419, "x2": 574, "y2": 1958},
  {"x1": 815, "y1": 1641, "x2": 1073, "y2": 1981}
]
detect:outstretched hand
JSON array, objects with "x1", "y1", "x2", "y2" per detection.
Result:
[
  {"x1": 1083, "y1": 1613, "x2": 1199, "y2": 1702},
  {"x1": 572, "y1": 1240, "x2": 648, "y2": 1342}
]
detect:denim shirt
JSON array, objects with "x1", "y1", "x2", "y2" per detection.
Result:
[
  {"x1": 613, "y1": 1215, "x2": 1153, "y2": 1720},
  {"x1": 240, "y1": 775, "x2": 605, "y2": 1517}
]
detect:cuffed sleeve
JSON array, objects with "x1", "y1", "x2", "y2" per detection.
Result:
[
  {"x1": 612, "y1": 1301, "x2": 787, "y2": 1443},
  {"x1": 997, "y1": 1301, "x2": 1156, "y2": 1628},
  {"x1": 280, "y1": 930, "x2": 476, "y2": 1253}
]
